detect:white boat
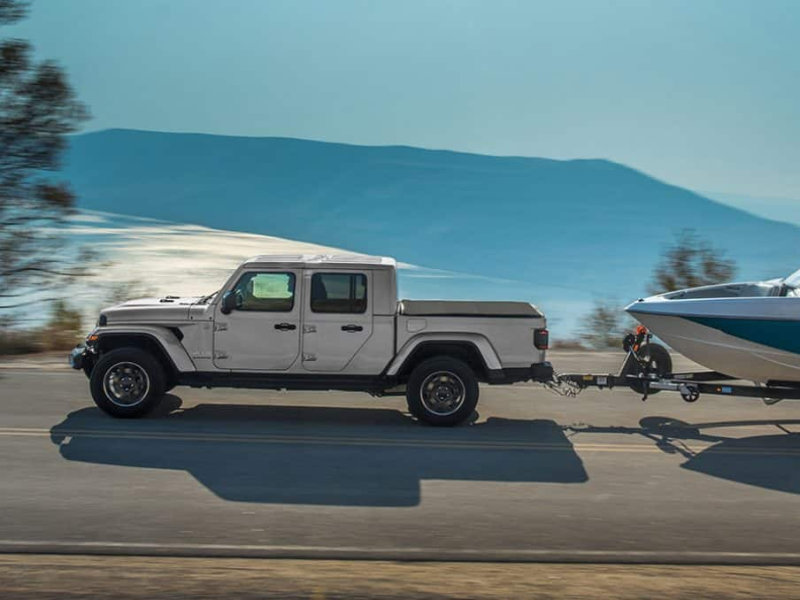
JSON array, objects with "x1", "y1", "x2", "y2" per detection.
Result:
[{"x1": 625, "y1": 268, "x2": 800, "y2": 384}]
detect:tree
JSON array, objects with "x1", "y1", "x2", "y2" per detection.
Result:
[
  {"x1": 0, "y1": 0, "x2": 89, "y2": 319},
  {"x1": 578, "y1": 231, "x2": 736, "y2": 349},
  {"x1": 39, "y1": 298, "x2": 82, "y2": 350},
  {"x1": 649, "y1": 229, "x2": 736, "y2": 294},
  {"x1": 580, "y1": 299, "x2": 632, "y2": 350}
]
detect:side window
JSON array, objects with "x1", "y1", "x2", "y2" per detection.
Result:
[
  {"x1": 310, "y1": 273, "x2": 367, "y2": 314},
  {"x1": 232, "y1": 272, "x2": 295, "y2": 312}
]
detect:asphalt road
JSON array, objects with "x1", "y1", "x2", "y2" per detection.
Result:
[{"x1": 1, "y1": 351, "x2": 799, "y2": 564}]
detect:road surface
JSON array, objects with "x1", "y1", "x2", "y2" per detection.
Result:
[{"x1": 1, "y1": 351, "x2": 799, "y2": 564}]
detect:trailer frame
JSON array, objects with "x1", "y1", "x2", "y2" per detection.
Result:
[{"x1": 556, "y1": 327, "x2": 800, "y2": 404}]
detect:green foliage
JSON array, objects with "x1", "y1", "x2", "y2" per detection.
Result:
[{"x1": 649, "y1": 229, "x2": 736, "y2": 294}]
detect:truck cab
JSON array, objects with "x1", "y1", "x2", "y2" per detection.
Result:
[
  {"x1": 71, "y1": 254, "x2": 552, "y2": 425},
  {"x1": 212, "y1": 255, "x2": 398, "y2": 374}
]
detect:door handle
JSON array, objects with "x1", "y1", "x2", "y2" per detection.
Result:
[
  {"x1": 341, "y1": 324, "x2": 363, "y2": 332},
  {"x1": 274, "y1": 322, "x2": 297, "y2": 331}
]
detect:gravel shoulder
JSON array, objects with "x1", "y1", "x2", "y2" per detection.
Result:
[{"x1": 2, "y1": 555, "x2": 800, "y2": 600}]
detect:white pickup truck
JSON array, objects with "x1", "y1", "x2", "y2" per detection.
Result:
[{"x1": 70, "y1": 254, "x2": 552, "y2": 425}]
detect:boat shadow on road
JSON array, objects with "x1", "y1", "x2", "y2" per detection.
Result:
[
  {"x1": 48, "y1": 396, "x2": 588, "y2": 507},
  {"x1": 570, "y1": 416, "x2": 800, "y2": 494}
]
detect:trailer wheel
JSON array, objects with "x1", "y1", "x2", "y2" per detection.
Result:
[
  {"x1": 624, "y1": 342, "x2": 672, "y2": 395},
  {"x1": 406, "y1": 357, "x2": 479, "y2": 426},
  {"x1": 679, "y1": 384, "x2": 700, "y2": 403}
]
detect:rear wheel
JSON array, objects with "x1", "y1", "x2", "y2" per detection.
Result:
[
  {"x1": 406, "y1": 357, "x2": 479, "y2": 426},
  {"x1": 89, "y1": 347, "x2": 166, "y2": 418}
]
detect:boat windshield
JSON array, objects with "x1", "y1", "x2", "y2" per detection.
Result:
[{"x1": 784, "y1": 268, "x2": 800, "y2": 289}]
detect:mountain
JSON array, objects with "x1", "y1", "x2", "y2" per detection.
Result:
[
  {"x1": 61, "y1": 129, "x2": 800, "y2": 335},
  {"x1": 702, "y1": 191, "x2": 800, "y2": 227}
]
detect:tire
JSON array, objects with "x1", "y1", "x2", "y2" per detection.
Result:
[
  {"x1": 406, "y1": 356, "x2": 479, "y2": 426},
  {"x1": 89, "y1": 347, "x2": 167, "y2": 418},
  {"x1": 623, "y1": 342, "x2": 672, "y2": 395},
  {"x1": 163, "y1": 374, "x2": 177, "y2": 393}
]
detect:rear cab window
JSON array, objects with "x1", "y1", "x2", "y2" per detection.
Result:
[{"x1": 310, "y1": 273, "x2": 367, "y2": 313}]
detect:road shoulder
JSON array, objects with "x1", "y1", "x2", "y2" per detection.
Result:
[{"x1": 1, "y1": 555, "x2": 799, "y2": 599}]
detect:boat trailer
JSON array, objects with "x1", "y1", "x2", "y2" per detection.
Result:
[{"x1": 552, "y1": 326, "x2": 800, "y2": 404}]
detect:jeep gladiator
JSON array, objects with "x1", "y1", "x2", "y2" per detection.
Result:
[{"x1": 70, "y1": 254, "x2": 553, "y2": 425}]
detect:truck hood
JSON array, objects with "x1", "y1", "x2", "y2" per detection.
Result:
[{"x1": 100, "y1": 296, "x2": 204, "y2": 325}]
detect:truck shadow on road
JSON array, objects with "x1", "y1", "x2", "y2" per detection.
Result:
[
  {"x1": 49, "y1": 397, "x2": 588, "y2": 507},
  {"x1": 570, "y1": 416, "x2": 800, "y2": 494}
]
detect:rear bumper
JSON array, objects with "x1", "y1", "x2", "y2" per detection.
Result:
[
  {"x1": 529, "y1": 361, "x2": 555, "y2": 382},
  {"x1": 487, "y1": 362, "x2": 554, "y2": 385}
]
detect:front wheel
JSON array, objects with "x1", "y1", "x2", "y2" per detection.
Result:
[
  {"x1": 406, "y1": 357, "x2": 479, "y2": 426},
  {"x1": 89, "y1": 347, "x2": 166, "y2": 418}
]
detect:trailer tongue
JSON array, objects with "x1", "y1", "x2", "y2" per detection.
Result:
[{"x1": 553, "y1": 326, "x2": 800, "y2": 405}]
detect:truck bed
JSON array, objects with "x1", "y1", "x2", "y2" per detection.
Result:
[{"x1": 399, "y1": 300, "x2": 542, "y2": 318}]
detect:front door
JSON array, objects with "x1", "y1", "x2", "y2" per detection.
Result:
[
  {"x1": 213, "y1": 270, "x2": 301, "y2": 370},
  {"x1": 302, "y1": 270, "x2": 373, "y2": 372}
]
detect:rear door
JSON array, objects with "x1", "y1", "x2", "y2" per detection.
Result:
[
  {"x1": 213, "y1": 270, "x2": 301, "y2": 370},
  {"x1": 301, "y1": 270, "x2": 373, "y2": 372}
]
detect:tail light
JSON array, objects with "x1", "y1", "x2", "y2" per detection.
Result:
[{"x1": 534, "y1": 328, "x2": 549, "y2": 350}]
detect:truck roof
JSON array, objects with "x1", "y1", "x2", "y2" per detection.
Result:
[{"x1": 241, "y1": 253, "x2": 397, "y2": 270}]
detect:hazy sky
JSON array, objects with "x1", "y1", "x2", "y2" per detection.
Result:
[{"x1": 9, "y1": 0, "x2": 800, "y2": 198}]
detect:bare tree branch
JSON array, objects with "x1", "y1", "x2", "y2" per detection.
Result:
[
  {"x1": 0, "y1": 265, "x2": 95, "y2": 278},
  {"x1": 0, "y1": 296, "x2": 67, "y2": 309}
]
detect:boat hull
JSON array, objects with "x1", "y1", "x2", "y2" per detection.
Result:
[{"x1": 627, "y1": 299, "x2": 800, "y2": 383}]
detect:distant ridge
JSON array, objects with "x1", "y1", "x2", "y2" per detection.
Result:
[{"x1": 62, "y1": 129, "x2": 800, "y2": 329}]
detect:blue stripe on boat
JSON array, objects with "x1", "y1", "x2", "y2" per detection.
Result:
[{"x1": 686, "y1": 316, "x2": 800, "y2": 354}]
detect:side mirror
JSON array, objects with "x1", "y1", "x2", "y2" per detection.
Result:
[{"x1": 220, "y1": 290, "x2": 238, "y2": 315}]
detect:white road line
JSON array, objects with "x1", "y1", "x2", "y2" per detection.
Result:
[{"x1": 1, "y1": 540, "x2": 799, "y2": 563}]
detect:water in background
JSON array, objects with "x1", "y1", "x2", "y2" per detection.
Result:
[{"x1": 27, "y1": 210, "x2": 600, "y2": 338}]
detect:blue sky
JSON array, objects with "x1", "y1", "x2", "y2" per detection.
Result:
[{"x1": 9, "y1": 0, "x2": 800, "y2": 198}]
